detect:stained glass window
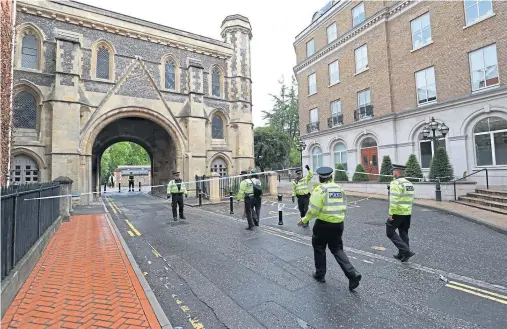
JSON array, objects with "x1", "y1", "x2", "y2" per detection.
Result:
[
  {"x1": 165, "y1": 60, "x2": 176, "y2": 90},
  {"x1": 96, "y1": 46, "x2": 110, "y2": 79},
  {"x1": 212, "y1": 68, "x2": 220, "y2": 97},
  {"x1": 21, "y1": 34, "x2": 38, "y2": 69},
  {"x1": 13, "y1": 92, "x2": 37, "y2": 129},
  {"x1": 212, "y1": 115, "x2": 224, "y2": 139}
]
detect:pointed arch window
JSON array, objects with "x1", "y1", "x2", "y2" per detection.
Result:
[
  {"x1": 165, "y1": 60, "x2": 176, "y2": 90},
  {"x1": 96, "y1": 45, "x2": 110, "y2": 79},
  {"x1": 212, "y1": 68, "x2": 221, "y2": 97},
  {"x1": 212, "y1": 115, "x2": 224, "y2": 139},
  {"x1": 13, "y1": 91, "x2": 37, "y2": 129},
  {"x1": 21, "y1": 33, "x2": 39, "y2": 69}
]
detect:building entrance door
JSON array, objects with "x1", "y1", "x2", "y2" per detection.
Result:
[{"x1": 360, "y1": 137, "x2": 379, "y2": 180}]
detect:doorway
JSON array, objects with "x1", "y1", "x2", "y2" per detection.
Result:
[{"x1": 360, "y1": 137, "x2": 378, "y2": 180}]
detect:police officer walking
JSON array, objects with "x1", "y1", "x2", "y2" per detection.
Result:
[
  {"x1": 128, "y1": 172, "x2": 134, "y2": 192},
  {"x1": 298, "y1": 167, "x2": 362, "y2": 291},
  {"x1": 237, "y1": 170, "x2": 255, "y2": 230},
  {"x1": 167, "y1": 171, "x2": 187, "y2": 221},
  {"x1": 250, "y1": 171, "x2": 263, "y2": 225},
  {"x1": 292, "y1": 164, "x2": 313, "y2": 228},
  {"x1": 387, "y1": 165, "x2": 416, "y2": 262}
]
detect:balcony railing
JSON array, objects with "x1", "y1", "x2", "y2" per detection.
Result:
[
  {"x1": 354, "y1": 104, "x2": 374, "y2": 121},
  {"x1": 307, "y1": 121, "x2": 319, "y2": 133},
  {"x1": 328, "y1": 113, "x2": 343, "y2": 128}
]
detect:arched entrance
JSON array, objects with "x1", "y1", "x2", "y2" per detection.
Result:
[
  {"x1": 360, "y1": 137, "x2": 378, "y2": 180},
  {"x1": 10, "y1": 154, "x2": 39, "y2": 184},
  {"x1": 210, "y1": 157, "x2": 227, "y2": 176}
]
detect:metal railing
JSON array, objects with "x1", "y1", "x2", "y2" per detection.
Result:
[
  {"x1": 453, "y1": 168, "x2": 489, "y2": 201},
  {"x1": 1, "y1": 183, "x2": 61, "y2": 281},
  {"x1": 195, "y1": 175, "x2": 210, "y2": 199},
  {"x1": 306, "y1": 122, "x2": 319, "y2": 133},
  {"x1": 354, "y1": 104, "x2": 374, "y2": 121},
  {"x1": 219, "y1": 175, "x2": 271, "y2": 199}
]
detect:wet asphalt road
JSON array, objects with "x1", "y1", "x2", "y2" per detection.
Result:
[{"x1": 103, "y1": 192, "x2": 507, "y2": 329}]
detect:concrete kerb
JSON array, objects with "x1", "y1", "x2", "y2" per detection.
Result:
[
  {"x1": 1, "y1": 215, "x2": 63, "y2": 317},
  {"x1": 100, "y1": 199, "x2": 173, "y2": 329}
]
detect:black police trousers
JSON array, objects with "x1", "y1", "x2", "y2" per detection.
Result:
[
  {"x1": 172, "y1": 194, "x2": 184, "y2": 218},
  {"x1": 244, "y1": 196, "x2": 255, "y2": 229},
  {"x1": 128, "y1": 181, "x2": 134, "y2": 191},
  {"x1": 312, "y1": 219, "x2": 358, "y2": 280},
  {"x1": 386, "y1": 214, "x2": 411, "y2": 253},
  {"x1": 251, "y1": 196, "x2": 262, "y2": 224},
  {"x1": 297, "y1": 194, "x2": 310, "y2": 217}
]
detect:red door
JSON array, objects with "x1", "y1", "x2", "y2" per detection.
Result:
[{"x1": 360, "y1": 147, "x2": 379, "y2": 180}]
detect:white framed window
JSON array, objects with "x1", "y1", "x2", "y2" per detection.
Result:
[
  {"x1": 333, "y1": 143, "x2": 347, "y2": 171},
  {"x1": 306, "y1": 39, "x2": 315, "y2": 57},
  {"x1": 354, "y1": 44, "x2": 368, "y2": 73},
  {"x1": 310, "y1": 108, "x2": 318, "y2": 123},
  {"x1": 411, "y1": 12, "x2": 432, "y2": 50},
  {"x1": 473, "y1": 117, "x2": 507, "y2": 166},
  {"x1": 356, "y1": 89, "x2": 372, "y2": 120},
  {"x1": 329, "y1": 60, "x2": 340, "y2": 85},
  {"x1": 469, "y1": 44, "x2": 499, "y2": 92},
  {"x1": 308, "y1": 73, "x2": 317, "y2": 95},
  {"x1": 358, "y1": 89, "x2": 370, "y2": 108},
  {"x1": 415, "y1": 66, "x2": 437, "y2": 105},
  {"x1": 420, "y1": 137, "x2": 446, "y2": 169},
  {"x1": 352, "y1": 2, "x2": 365, "y2": 27},
  {"x1": 327, "y1": 23, "x2": 337, "y2": 44},
  {"x1": 330, "y1": 100, "x2": 342, "y2": 127},
  {"x1": 464, "y1": 0, "x2": 493, "y2": 26},
  {"x1": 312, "y1": 146, "x2": 323, "y2": 171}
]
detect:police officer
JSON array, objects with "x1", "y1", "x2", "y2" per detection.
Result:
[
  {"x1": 298, "y1": 166, "x2": 362, "y2": 291},
  {"x1": 237, "y1": 170, "x2": 255, "y2": 230},
  {"x1": 250, "y1": 171, "x2": 262, "y2": 226},
  {"x1": 292, "y1": 164, "x2": 313, "y2": 228},
  {"x1": 128, "y1": 172, "x2": 134, "y2": 192},
  {"x1": 167, "y1": 171, "x2": 187, "y2": 221},
  {"x1": 387, "y1": 165, "x2": 415, "y2": 262}
]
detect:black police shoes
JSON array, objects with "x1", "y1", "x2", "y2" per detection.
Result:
[
  {"x1": 180, "y1": 215, "x2": 186, "y2": 220},
  {"x1": 400, "y1": 251, "x2": 415, "y2": 262},
  {"x1": 393, "y1": 252, "x2": 403, "y2": 260},
  {"x1": 173, "y1": 217, "x2": 178, "y2": 221},
  {"x1": 349, "y1": 274, "x2": 362, "y2": 291},
  {"x1": 313, "y1": 273, "x2": 325, "y2": 283}
]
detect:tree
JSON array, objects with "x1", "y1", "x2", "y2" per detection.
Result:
[
  {"x1": 352, "y1": 164, "x2": 370, "y2": 181},
  {"x1": 100, "y1": 142, "x2": 151, "y2": 184},
  {"x1": 378, "y1": 155, "x2": 393, "y2": 182},
  {"x1": 334, "y1": 163, "x2": 348, "y2": 182},
  {"x1": 429, "y1": 147, "x2": 454, "y2": 182},
  {"x1": 405, "y1": 154, "x2": 423, "y2": 182},
  {"x1": 254, "y1": 127, "x2": 291, "y2": 172}
]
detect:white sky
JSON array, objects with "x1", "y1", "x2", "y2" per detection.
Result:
[{"x1": 79, "y1": 0, "x2": 329, "y2": 127}]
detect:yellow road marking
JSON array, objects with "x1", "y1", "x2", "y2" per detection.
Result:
[
  {"x1": 170, "y1": 294, "x2": 206, "y2": 328},
  {"x1": 446, "y1": 284, "x2": 507, "y2": 305},
  {"x1": 448, "y1": 281, "x2": 507, "y2": 301},
  {"x1": 152, "y1": 249, "x2": 161, "y2": 257},
  {"x1": 127, "y1": 230, "x2": 135, "y2": 237},
  {"x1": 125, "y1": 219, "x2": 141, "y2": 236},
  {"x1": 106, "y1": 198, "x2": 118, "y2": 215}
]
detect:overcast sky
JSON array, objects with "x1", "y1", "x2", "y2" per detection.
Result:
[{"x1": 79, "y1": 0, "x2": 329, "y2": 126}]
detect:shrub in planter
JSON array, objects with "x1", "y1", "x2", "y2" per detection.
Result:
[
  {"x1": 334, "y1": 163, "x2": 349, "y2": 182},
  {"x1": 429, "y1": 147, "x2": 454, "y2": 182},
  {"x1": 378, "y1": 155, "x2": 393, "y2": 182},
  {"x1": 352, "y1": 164, "x2": 370, "y2": 182},
  {"x1": 405, "y1": 154, "x2": 423, "y2": 182}
]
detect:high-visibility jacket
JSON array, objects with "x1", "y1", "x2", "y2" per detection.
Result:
[
  {"x1": 237, "y1": 179, "x2": 254, "y2": 201},
  {"x1": 167, "y1": 179, "x2": 187, "y2": 196},
  {"x1": 292, "y1": 170, "x2": 313, "y2": 196},
  {"x1": 301, "y1": 182, "x2": 347, "y2": 224},
  {"x1": 389, "y1": 178, "x2": 414, "y2": 216}
]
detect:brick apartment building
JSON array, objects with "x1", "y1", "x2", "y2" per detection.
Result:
[{"x1": 294, "y1": 0, "x2": 507, "y2": 186}]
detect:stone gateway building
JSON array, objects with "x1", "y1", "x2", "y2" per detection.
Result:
[{"x1": 10, "y1": 0, "x2": 254, "y2": 203}]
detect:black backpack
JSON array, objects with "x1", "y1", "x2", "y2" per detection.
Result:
[{"x1": 252, "y1": 179, "x2": 263, "y2": 197}]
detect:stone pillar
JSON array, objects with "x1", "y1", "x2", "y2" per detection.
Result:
[
  {"x1": 209, "y1": 172, "x2": 220, "y2": 203},
  {"x1": 53, "y1": 176, "x2": 73, "y2": 221},
  {"x1": 268, "y1": 171, "x2": 278, "y2": 196}
]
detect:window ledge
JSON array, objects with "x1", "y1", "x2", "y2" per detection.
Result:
[
  {"x1": 411, "y1": 41, "x2": 433, "y2": 53},
  {"x1": 308, "y1": 92, "x2": 317, "y2": 97},
  {"x1": 417, "y1": 100, "x2": 437, "y2": 107},
  {"x1": 15, "y1": 67, "x2": 44, "y2": 74},
  {"x1": 463, "y1": 13, "x2": 495, "y2": 29},
  {"x1": 472, "y1": 84, "x2": 500, "y2": 94},
  {"x1": 329, "y1": 81, "x2": 340, "y2": 87},
  {"x1": 354, "y1": 67, "x2": 369, "y2": 76},
  {"x1": 88, "y1": 77, "x2": 115, "y2": 84},
  {"x1": 160, "y1": 88, "x2": 179, "y2": 93}
]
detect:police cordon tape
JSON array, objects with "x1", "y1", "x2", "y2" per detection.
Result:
[{"x1": 21, "y1": 166, "x2": 457, "y2": 201}]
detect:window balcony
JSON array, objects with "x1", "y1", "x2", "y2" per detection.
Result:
[
  {"x1": 354, "y1": 105, "x2": 374, "y2": 121},
  {"x1": 328, "y1": 113, "x2": 343, "y2": 128},
  {"x1": 307, "y1": 122, "x2": 319, "y2": 133}
]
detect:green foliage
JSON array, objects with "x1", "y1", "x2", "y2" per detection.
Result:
[
  {"x1": 100, "y1": 142, "x2": 151, "y2": 184},
  {"x1": 289, "y1": 147, "x2": 301, "y2": 166},
  {"x1": 378, "y1": 155, "x2": 393, "y2": 182},
  {"x1": 254, "y1": 127, "x2": 291, "y2": 172},
  {"x1": 429, "y1": 147, "x2": 454, "y2": 182},
  {"x1": 405, "y1": 154, "x2": 423, "y2": 182},
  {"x1": 352, "y1": 164, "x2": 370, "y2": 182},
  {"x1": 334, "y1": 163, "x2": 348, "y2": 182}
]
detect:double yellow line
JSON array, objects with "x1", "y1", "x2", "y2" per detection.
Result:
[
  {"x1": 106, "y1": 197, "x2": 142, "y2": 237},
  {"x1": 446, "y1": 281, "x2": 507, "y2": 305}
]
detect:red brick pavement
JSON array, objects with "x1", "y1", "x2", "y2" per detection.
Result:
[{"x1": 1, "y1": 214, "x2": 161, "y2": 329}]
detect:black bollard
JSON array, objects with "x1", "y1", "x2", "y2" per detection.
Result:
[
  {"x1": 435, "y1": 177, "x2": 442, "y2": 202},
  {"x1": 139, "y1": 181, "x2": 141, "y2": 192},
  {"x1": 278, "y1": 194, "x2": 283, "y2": 225},
  {"x1": 104, "y1": 182, "x2": 107, "y2": 193},
  {"x1": 118, "y1": 183, "x2": 121, "y2": 193},
  {"x1": 198, "y1": 188, "x2": 202, "y2": 207},
  {"x1": 229, "y1": 191, "x2": 234, "y2": 214}
]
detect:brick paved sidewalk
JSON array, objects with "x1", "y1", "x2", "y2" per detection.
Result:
[{"x1": 1, "y1": 214, "x2": 162, "y2": 329}]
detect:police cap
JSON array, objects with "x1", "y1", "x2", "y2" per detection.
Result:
[
  {"x1": 391, "y1": 164, "x2": 406, "y2": 172},
  {"x1": 295, "y1": 168, "x2": 302, "y2": 173},
  {"x1": 172, "y1": 171, "x2": 180, "y2": 175},
  {"x1": 316, "y1": 166, "x2": 334, "y2": 178},
  {"x1": 240, "y1": 170, "x2": 248, "y2": 175}
]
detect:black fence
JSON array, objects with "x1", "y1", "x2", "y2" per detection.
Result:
[
  {"x1": 195, "y1": 175, "x2": 210, "y2": 199},
  {"x1": 1, "y1": 183, "x2": 61, "y2": 281},
  {"x1": 219, "y1": 175, "x2": 270, "y2": 199}
]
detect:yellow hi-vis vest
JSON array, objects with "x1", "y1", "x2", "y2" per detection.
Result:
[
  {"x1": 292, "y1": 170, "x2": 313, "y2": 196},
  {"x1": 302, "y1": 182, "x2": 347, "y2": 224},
  {"x1": 237, "y1": 179, "x2": 254, "y2": 201},
  {"x1": 167, "y1": 180, "x2": 187, "y2": 195},
  {"x1": 389, "y1": 178, "x2": 415, "y2": 216}
]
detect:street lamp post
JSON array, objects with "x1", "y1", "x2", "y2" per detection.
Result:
[
  {"x1": 297, "y1": 139, "x2": 307, "y2": 170},
  {"x1": 421, "y1": 117, "x2": 449, "y2": 201}
]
